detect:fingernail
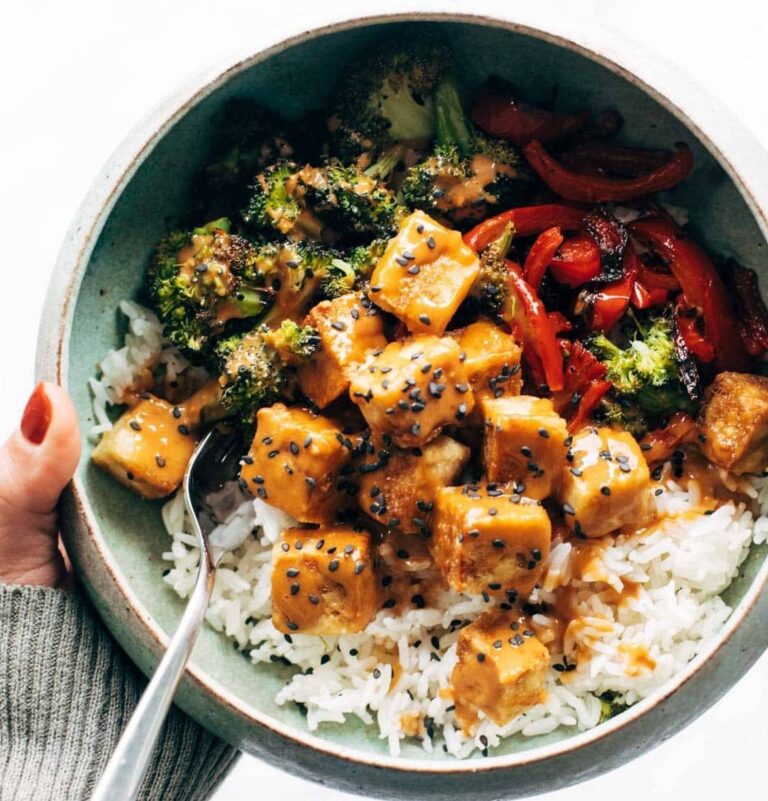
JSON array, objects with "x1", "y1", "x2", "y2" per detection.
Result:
[{"x1": 21, "y1": 383, "x2": 52, "y2": 444}]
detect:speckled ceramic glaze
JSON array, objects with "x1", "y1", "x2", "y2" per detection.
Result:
[{"x1": 36, "y1": 12, "x2": 768, "y2": 800}]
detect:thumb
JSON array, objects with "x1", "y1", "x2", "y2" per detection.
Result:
[{"x1": 0, "y1": 382, "x2": 81, "y2": 586}]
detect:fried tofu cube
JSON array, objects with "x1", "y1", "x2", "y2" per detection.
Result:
[
  {"x1": 271, "y1": 526, "x2": 380, "y2": 634},
  {"x1": 451, "y1": 610, "x2": 549, "y2": 728},
  {"x1": 91, "y1": 395, "x2": 197, "y2": 499},
  {"x1": 240, "y1": 404, "x2": 351, "y2": 524},
  {"x1": 357, "y1": 435, "x2": 471, "y2": 533},
  {"x1": 431, "y1": 486, "x2": 551, "y2": 598},
  {"x1": 559, "y1": 427, "x2": 651, "y2": 539},
  {"x1": 481, "y1": 396, "x2": 568, "y2": 500},
  {"x1": 699, "y1": 371, "x2": 768, "y2": 474},
  {"x1": 297, "y1": 293, "x2": 388, "y2": 408},
  {"x1": 369, "y1": 210, "x2": 480, "y2": 336},
  {"x1": 448, "y1": 320, "x2": 522, "y2": 408},
  {"x1": 348, "y1": 334, "x2": 475, "y2": 447}
]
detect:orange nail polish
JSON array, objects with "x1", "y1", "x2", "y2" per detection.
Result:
[{"x1": 21, "y1": 383, "x2": 52, "y2": 444}]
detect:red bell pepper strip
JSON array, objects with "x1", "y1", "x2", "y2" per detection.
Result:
[
  {"x1": 548, "y1": 311, "x2": 573, "y2": 335},
  {"x1": 471, "y1": 87, "x2": 589, "y2": 145},
  {"x1": 568, "y1": 380, "x2": 612, "y2": 433},
  {"x1": 523, "y1": 226, "x2": 564, "y2": 290},
  {"x1": 463, "y1": 204, "x2": 584, "y2": 252},
  {"x1": 631, "y1": 280, "x2": 668, "y2": 309},
  {"x1": 551, "y1": 340, "x2": 611, "y2": 430},
  {"x1": 675, "y1": 307, "x2": 715, "y2": 362},
  {"x1": 559, "y1": 141, "x2": 673, "y2": 178},
  {"x1": 638, "y1": 412, "x2": 698, "y2": 465},
  {"x1": 504, "y1": 260, "x2": 565, "y2": 391},
  {"x1": 637, "y1": 260, "x2": 680, "y2": 291},
  {"x1": 630, "y1": 217, "x2": 751, "y2": 371},
  {"x1": 548, "y1": 233, "x2": 601, "y2": 287},
  {"x1": 586, "y1": 250, "x2": 638, "y2": 331},
  {"x1": 727, "y1": 260, "x2": 768, "y2": 356},
  {"x1": 522, "y1": 139, "x2": 694, "y2": 203}
]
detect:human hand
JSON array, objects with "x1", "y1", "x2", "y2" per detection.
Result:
[{"x1": 0, "y1": 383, "x2": 81, "y2": 586}]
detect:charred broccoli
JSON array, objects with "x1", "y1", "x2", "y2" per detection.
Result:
[
  {"x1": 216, "y1": 322, "x2": 320, "y2": 427},
  {"x1": 244, "y1": 152, "x2": 406, "y2": 241},
  {"x1": 402, "y1": 75, "x2": 525, "y2": 223},
  {"x1": 470, "y1": 222, "x2": 513, "y2": 315},
  {"x1": 326, "y1": 37, "x2": 452, "y2": 166},
  {"x1": 242, "y1": 160, "x2": 327, "y2": 241},
  {"x1": 146, "y1": 219, "x2": 272, "y2": 357},
  {"x1": 194, "y1": 100, "x2": 295, "y2": 220},
  {"x1": 588, "y1": 312, "x2": 699, "y2": 435}
]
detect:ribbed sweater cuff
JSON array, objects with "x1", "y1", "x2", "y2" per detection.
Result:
[{"x1": 0, "y1": 584, "x2": 238, "y2": 801}]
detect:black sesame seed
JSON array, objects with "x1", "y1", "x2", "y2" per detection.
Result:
[
  {"x1": 289, "y1": 442, "x2": 299, "y2": 455},
  {"x1": 290, "y1": 582, "x2": 300, "y2": 596},
  {"x1": 426, "y1": 235, "x2": 436, "y2": 249},
  {"x1": 331, "y1": 320, "x2": 347, "y2": 331},
  {"x1": 418, "y1": 314, "x2": 431, "y2": 326},
  {"x1": 382, "y1": 598, "x2": 396, "y2": 609},
  {"x1": 600, "y1": 485, "x2": 611, "y2": 496},
  {"x1": 305, "y1": 476, "x2": 316, "y2": 488},
  {"x1": 155, "y1": 455, "x2": 166, "y2": 468},
  {"x1": 328, "y1": 559, "x2": 340, "y2": 572},
  {"x1": 570, "y1": 467, "x2": 583, "y2": 477},
  {"x1": 538, "y1": 428, "x2": 549, "y2": 438},
  {"x1": 408, "y1": 265, "x2": 421, "y2": 275},
  {"x1": 521, "y1": 446, "x2": 533, "y2": 457},
  {"x1": 172, "y1": 407, "x2": 182, "y2": 419},
  {"x1": 178, "y1": 424, "x2": 190, "y2": 436},
  {"x1": 492, "y1": 538, "x2": 505, "y2": 548},
  {"x1": 129, "y1": 420, "x2": 141, "y2": 431},
  {"x1": 476, "y1": 653, "x2": 486, "y2": 663},
  {"x1": 268, "y1": 449, "x2": 279, "y2": 459}
]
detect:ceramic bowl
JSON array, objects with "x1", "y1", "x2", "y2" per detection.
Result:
[{"x1": 36, "y1": 12, "x2": 768, "y2": 800}]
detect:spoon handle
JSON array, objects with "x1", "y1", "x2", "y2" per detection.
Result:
[{"x1": 90, "y1": 550, "x2": 215, "y2": 801}]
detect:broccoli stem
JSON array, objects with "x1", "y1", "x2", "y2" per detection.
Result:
[
  {"x1": 434, "y1": 76, "x2": 474, "y2": 154},
  {"x1": 364, "y1": 144, "x2": 405, "y2": 181}
]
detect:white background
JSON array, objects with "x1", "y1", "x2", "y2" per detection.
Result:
[{"x1": 2, "y1": 1, "x2": 767, "y2": 799}]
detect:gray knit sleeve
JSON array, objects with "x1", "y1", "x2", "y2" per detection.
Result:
[{"x1": 0, "y1": 584, "x2": 239, "y2": 801}]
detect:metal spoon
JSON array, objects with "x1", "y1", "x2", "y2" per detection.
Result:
[{"x1": 91, "y1": 425, "x2": 243, "y2": 801}]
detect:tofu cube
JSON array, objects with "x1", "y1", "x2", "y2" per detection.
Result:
[
  {"x1": 356, "y1": 435, "x2": 471, "y2": 534},
  {"x1": 559, "y1": 427, "x2": 651, "y2": 539},
  {"x1": 369, "y1": 210, "x2": 480, "y2": 336},
  {"x1": 448, "y1": 320, "x2": 522, "y2": 407},
  {"x1": 91, "y1": 395, "x2": 197, "y2": 499},
  {"x1": 431, "y1": 486, "x2": 551, "y2": 598},
  {"x1": 297, "y1": 293, "x2": 388, "y2": 408},
  {"x1": 348, "y1": 334, "x2": 475, "y2": 447},
  {"x1": 271, "y1": 526, "x2": 380, "y2": 634},
  {"x1": 240, "y1": 404, "x2": 351, "y2": 524},
  {"x1": 451, "y1": 610, "x2": 549, "y2": 728},
  {"x1": 481, "y1": 396, "x2": 568, "y2": 500},
  {"x1": 699, "y1": 371, "x2": 768, "y2": 474}
]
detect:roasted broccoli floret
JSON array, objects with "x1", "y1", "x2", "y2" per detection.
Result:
[
  {"x1": 326, "y1": 37, "x2": 452, "y2": 166},
  {"x1": 195, "y1": 100, "x2": 295, "y2": 220},
  {"x1": 243, "y1": 160, "x2": 327, "y2": 241},
  {"x1": 250, "y1": 239, "x2": 342, "y2": 323},
  {"x1": 146, "y1": 219, "x2": 272, "y2": 357},
  {"x1": 244, "y1": 151, "x2": 406, "y2": 241},
  {"x1": 215, "y1": 323, "x2": 319, "y2": 427},
  {"x1": 402, "y1": 76, "x2": 525, "y2": 223},
  {"x1": 306, "y1": 150, "x2": 407, "y2": 238},
  {"x1": 588, "y1": 312, "x2": 699, "y2": 434},
  {"x1": 470, "y1": 222, "x2": 513, "y2": 315},
  {"x1": 262, "y1": 320, "x2": 321, "y2": 365}
]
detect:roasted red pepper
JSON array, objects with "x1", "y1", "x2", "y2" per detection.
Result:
[
  {"x1": 549, "y1": 233, "x2": 601, "y2": 287},
  {"x1": 583, "y1": 208, "x2": 628, "y2": 280},
  {"x1": 522, "y1": 139, "x2": 694, "y2": 203},
  {"x1": 551, "y1": 340, "x2": 611, "y2": 431},
  {"x1": 630, "y1": 217, "x2": 751, "y2": 371},
  {"x1": 504, "y1": 261, "x2": 565, "y2": 391},
  {"x1": 463, "y1": 204, "x2": 584, "y2": 252},
  {"x1": 559, "y1": 141, "x2": 673, "y2": 178},
  {"x1": 523, "y1": 226, "x2": 564, "y2": 290},
  {"x1": 727, "y1": 260, "x2": 768, "y2": 356},
  {"x1": 631, "y1": 279, "x2": 668, "y2": 308},
  {"x1": 675, "y1": 307, "x2": 715, "y2": 363},
  {"x1": 471, "y1": 84, "x2": 589, "y2": 145},
  {"x1": 585, "y1": 246, "x2": 638, "y2": 331},
  {"x1": 569, "y1": 380, "x2": 612, "y2": 433},
  {"x1": 638, "y1": 412, "x2": 698, "y2": 464},
  {"x1": 637, "y1": 260, "x2": 680, "y2": 291}
]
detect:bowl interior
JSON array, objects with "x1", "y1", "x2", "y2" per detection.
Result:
[{"x1": 66, "y1": 18, "x2": 768, "y2": 760}]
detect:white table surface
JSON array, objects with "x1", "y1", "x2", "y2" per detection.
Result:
[{"x1": 3, "y1": 1, "x2": 767, "y2": 799}]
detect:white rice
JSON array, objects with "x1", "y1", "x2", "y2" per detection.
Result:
[{"x1": 92, "y1": 301, "x2": 768, "y2": 758}]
